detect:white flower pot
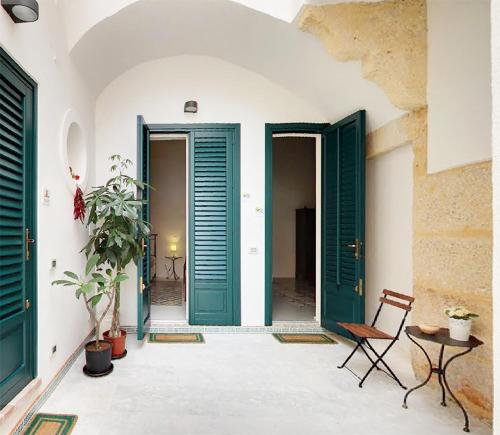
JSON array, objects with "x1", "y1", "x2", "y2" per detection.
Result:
[{"x1": 448, "y1": 317, "x2": 472, "y2": 341}]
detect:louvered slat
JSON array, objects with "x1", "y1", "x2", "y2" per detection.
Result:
[
  {"x1": 190, "y1": 130, "x2": 237, "y2": 326},
  {"x1": 0, "y1": 68, "x2": 24, "y2": 323}
]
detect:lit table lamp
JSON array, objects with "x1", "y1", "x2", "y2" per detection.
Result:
[{"x1": 165, "y1": 244, "x2": 183, "y2": 280}]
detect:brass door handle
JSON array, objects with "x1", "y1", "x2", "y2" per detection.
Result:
[
  {"x1": 25, "y1": 228, "x2": 35, "y2": 260},
  {"x1": 344, "y1": 239, "x2": 363, "y2": 260}
]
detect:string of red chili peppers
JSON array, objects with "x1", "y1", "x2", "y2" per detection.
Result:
[{"x1": 69, "y1": 166, "x2": 85, "y2": 223}]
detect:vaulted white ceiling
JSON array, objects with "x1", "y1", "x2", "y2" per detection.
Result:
[{"x1": 64, "y1": 0, "x2": 402, "y2": 130}]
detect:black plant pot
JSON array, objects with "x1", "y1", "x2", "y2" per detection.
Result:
[{"x1": 83, "y1": 340, "x2": 113, "y2": 377}]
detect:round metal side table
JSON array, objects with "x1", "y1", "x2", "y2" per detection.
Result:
[{"x1": 403, "y1": 326, "x2": 483, "y2": 432}]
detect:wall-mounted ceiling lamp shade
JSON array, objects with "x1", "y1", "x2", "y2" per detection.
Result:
[
  {"x1": 2, "y1": 0, "x2": 39, "y2": 23},
  {"x1": 184, "y1": 100, "x2": 198, "y2": 113}
]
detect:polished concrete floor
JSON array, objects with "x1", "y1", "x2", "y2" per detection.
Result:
[{"x1": 39, "y1": 334, "x2": 491, "y2": 435}]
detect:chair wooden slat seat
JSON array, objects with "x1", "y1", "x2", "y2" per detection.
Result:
[
  {"x1": 337, "y1": 288, "x2": 414, "y2": 389},
  {"x1": 337, "y1": 323, "x2": 394, "y2": 340}
]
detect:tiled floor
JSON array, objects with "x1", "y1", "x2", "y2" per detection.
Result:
[
  {"x1": 273, "y1": 278, "x2": 316, "y2": 321},
  {"x1": 151, "y1": 279, "x2": 186, "y2": 321},
  {"x1": 39, "y1": 334, "x2": 491, "y2": 435}
]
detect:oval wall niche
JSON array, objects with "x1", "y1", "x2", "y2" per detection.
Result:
[{"x1": 60, "y1": 110, "x2": 88, "y2": 193}]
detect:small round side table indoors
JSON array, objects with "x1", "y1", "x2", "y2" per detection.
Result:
[{"x1": 403, "y1": 326, "x2": 483, "y2": 432}]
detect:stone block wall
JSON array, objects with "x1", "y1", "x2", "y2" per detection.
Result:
[{"x1": 299, "y1": 0, "x2": 492, "y2": 421}]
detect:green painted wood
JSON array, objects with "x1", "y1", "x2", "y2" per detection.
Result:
[
  {"x1": 264, "y1": 123, "x2": 329, "y2": 326},
  {"x1": 137, "y1": 124, "x2": 240, "y2": 327},
  {"x1": 189, "y1": 129, "x2": 239, "y2": 325},
  {"x1": 0, "y1": 48, "x2": 37, "y2": 409},
  {"x1": 136, "y1": 115, "x2": 151, "y2": 341},
  {"x1": 321, "y1": 111, "x2": 365, "y2": 337}
]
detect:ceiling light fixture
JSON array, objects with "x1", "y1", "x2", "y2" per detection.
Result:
[
  {"x1": 2, "y1": 0, "x2": 39, "y2": 23},
  {"x1": 184, "y1": 101, "x2": 198, "y2": 113}
]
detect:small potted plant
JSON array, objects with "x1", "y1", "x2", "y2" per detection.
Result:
[
  {"x1": 444, "y1": 306, "x2": 478, "y2": 341},
  {"x1": 83, "y1": 155, "x2": 150, "y2": 359},
  {"x1": 52, "y1": 255, "x2": 128, "y2": 376}
]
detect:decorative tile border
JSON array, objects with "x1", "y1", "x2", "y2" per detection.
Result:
[
  {"x1": 123, "y1": 323, "x2": 327, "y2": 334},
  {"x1": 11, "y1": 330, "x2": 94, "y2": 435}
]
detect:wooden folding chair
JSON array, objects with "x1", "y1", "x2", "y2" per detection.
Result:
[{"x1": 337, "y1": 289, "x2": 415, "y2": 389}]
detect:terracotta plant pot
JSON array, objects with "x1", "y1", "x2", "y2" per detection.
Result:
[
  {"x1": 84, "y1": 340, "x2": 113, "y2": 377},
  {"x1": 103, "y1": 329, "x2": 127, "y2": 359}
]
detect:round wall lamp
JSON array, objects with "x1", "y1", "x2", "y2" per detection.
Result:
[
  {"x1": 1, "y1": 0, "x2": 39, "y2": 23},
  {"x1": 184, "y1": 100, "x2": 198, "y2": 113}
]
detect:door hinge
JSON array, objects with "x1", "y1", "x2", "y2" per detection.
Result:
[
  {"x1": 139, "y1": 276, "x2": 145, "y2": 294},
  {"x1": 25, "y1": 299, "x2": 31, "y2": 310},
  {"x1": 25, "y1": 228, "x2": 35, "y2": 260},
  {"x1": 355, "y1": 278, "x2": 363, "y2": 297}
]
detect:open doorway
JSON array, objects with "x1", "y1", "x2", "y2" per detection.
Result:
[
  {"x1": 272, "y1": 135, "x2": 318, "y2": 321},
  {"x1": 150, "y1": 135, "x2": 188, "y2": 322}
]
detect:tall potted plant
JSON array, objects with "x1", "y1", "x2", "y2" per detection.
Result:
[
  {"x1": 52, "y1": 255, "x2": 127, "y2": 376},
  {"x1": 83, "y1": 155, "x2": 150, "y2": 358}
]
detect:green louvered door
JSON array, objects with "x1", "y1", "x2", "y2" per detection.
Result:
[
  {"x1": 136, "y1": 115, "x2": 151, "y2": 340},
  {"x1": 322, "y1": 111, "x2": 365, "y2": 337},
  {"x1": 189, "y1": 129, "x2": 240, "y2": 325},
  {"x1": 0, "y1": 49, "x2": 36, "y2": 408}
]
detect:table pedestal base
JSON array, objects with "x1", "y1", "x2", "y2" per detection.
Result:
[{"x1": 402, "y1": 332, "x2": 474, "y2": 432}]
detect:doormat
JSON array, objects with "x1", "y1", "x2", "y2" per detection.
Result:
[
  {"x1": 273, "y1": 334, "x2": 337, "y2": 344},
  {"x1": 151, "y1": 280, "x2": 183, "y2": 306},
  {"x1": 148, "y1": 333, "x2": 204, "y2": 343},
  {"x1": 22, "y1": 414, "x2": 77, "y2": 435}
]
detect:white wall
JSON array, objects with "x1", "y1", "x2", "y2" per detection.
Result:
[
  {"x1": 427, "y1": 0, "x2": 491, "y2": 173},
  {"x1": 272, "y1": 137, "x2": 316, "y2": 278},
  {"x1": 95, "y1": 55, "x2": 328, "y2": 326},
  {"x1": 365, "y1": 145, "x2": 413, "y2": 363},
  {"x1": 150, "y1": 140, "x2": 187, "y2": 279},
  {"x1": 0, "y1": 0, "x2": 95, "y2": 425}
]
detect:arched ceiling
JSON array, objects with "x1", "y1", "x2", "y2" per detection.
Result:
[{"x1": 67, "y1": 0, "x2": 402, "y2": 130}]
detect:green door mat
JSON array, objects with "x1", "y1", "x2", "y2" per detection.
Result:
[
  {"x1": 23, "y1": 414, "x2": 77, "y2": 435},
  {"x1": 273, "y1": 334, "x2": 338, "y2": 344},
  {"x1": 148, "y1": 333, "x2": 204, "y2": 343}
]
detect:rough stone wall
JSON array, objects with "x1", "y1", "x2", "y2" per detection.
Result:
[
  {"x1": 299, "y1": 0, "x2": 426, "y2": 110},
  {"x1": 300, "y1": 0, "x2": 492, "y2": 421}
]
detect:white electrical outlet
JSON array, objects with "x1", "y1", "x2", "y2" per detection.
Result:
[{"x1": 249, "y1": 247, "x2": 258, "y2": 255}]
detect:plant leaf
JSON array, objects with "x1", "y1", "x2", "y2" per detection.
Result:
[
  {"x1": 63, "y1": 271, "x2": 79, "y2": 280},
  {"x1": 85, "y1": 254, "x2": 100, "y2": 276}
]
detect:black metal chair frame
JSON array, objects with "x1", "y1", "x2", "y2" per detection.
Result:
[{"x1": 337, "y1": 289, "x2": 414, "y2": 389}]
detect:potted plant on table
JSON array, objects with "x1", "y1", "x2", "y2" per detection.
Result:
[
  {"x1": 52, "y1": 255, "x2": 127, "y2": 376},
  {"x1": 445, "y1": 306, "x2": 478, "y2": 341},
  {"x1": 83, "y1": 155, "x2": 150, "y2": 359}
]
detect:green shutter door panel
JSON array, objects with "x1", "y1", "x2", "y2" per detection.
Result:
[
  {"x1": 136, "y1": 115, "x2": 151, "y2": 340},
  {"x1": 322, "y1": 111, "x2": 365, "y2": 337},
  {"x1": 0, "y1": 49, "x2": 36, "y2": 409},
  {"x1": 190, "y1": 130, "x2": 237, "y2": 325}
]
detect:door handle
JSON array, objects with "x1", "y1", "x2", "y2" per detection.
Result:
[
  {"x1": 343, "y1": 239, "x2": 362, "y2": 260},
  {"x1": 25, "y1": 228, "x2": 35, "y2": 260}
]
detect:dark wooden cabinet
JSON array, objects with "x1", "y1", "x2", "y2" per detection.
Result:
[{"x1": 295, "y1": 207, "x2": 315, "y2": 284}]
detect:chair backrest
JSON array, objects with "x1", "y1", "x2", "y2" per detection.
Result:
[{"x1": 371, "y1": 289, "x2": 415, "y2": 339}]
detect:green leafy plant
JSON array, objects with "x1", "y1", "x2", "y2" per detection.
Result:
[
  {"x1": 444, "y1": 306, "x2": 479, "y2": 321},
  {"x1": 51, "y1": 255, "x2": 128, "y2": 349},
  {"x1": 83, "y1": 155, "x2": 150, "y2": 338}
]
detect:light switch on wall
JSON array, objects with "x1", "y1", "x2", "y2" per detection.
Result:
[{"x1": 41, "y1": 188, "x2": 50, "y2": 205}]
